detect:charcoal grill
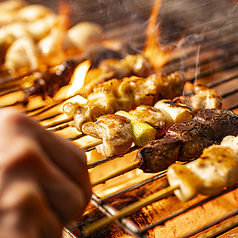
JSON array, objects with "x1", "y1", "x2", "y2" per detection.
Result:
[{"x1": 1, "y1": 0, "x2": 238, "y2": 237}]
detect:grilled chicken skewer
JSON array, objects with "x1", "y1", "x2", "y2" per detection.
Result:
[
  {"x1": 91, "y1": 108, "x2": 238, "y2": 186},
  {"x1": 1, "y1": 59, "x2": 79, "y2": 107},
  {"x1": 63, "y1": 71, "x2": 186, "y2": 132},
  {"x1": 84, "y1": 135, "x2": 238, "y2": 235},
  {"x1": 82, "y1": 85, "x2": 222, "y2": 157},
  {"x1": 82, "y1": 101, "x2": 191, "y2": 158},
  {"x1": 77, "y1": 53, "x2": 154, "y2": 97}
]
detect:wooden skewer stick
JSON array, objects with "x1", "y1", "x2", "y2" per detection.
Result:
[
  {"x1": 44, "y1": 117, "x2": 73, "y2": 129},
  {"x1": 83, "y1": 184, "x2": 180, "y2": 236},
  {"x1": 91, "y1": 160, "x2": 141, "y2": 187},
  {"x1": 81, "y1": 139, "x2": 103, "y2": 150}
]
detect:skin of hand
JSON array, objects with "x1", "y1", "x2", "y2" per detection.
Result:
[{"x1": 0, "y1": 108, "x2": 92, "y2": 238}]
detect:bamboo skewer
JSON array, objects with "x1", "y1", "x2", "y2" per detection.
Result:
[
  {"x1": 91, "y1": 160, "x2": 141, "y2": 186},
  {"x1": 83, "y1": 184, "x2": 180, "y2": 236},
  {"x1": 81, "y1": 139, "x2": 103, "y2": 150}
]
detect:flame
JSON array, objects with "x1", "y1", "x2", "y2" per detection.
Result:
[
  {"x1": 143, "y1": 0, "x2": 172, "y2": 71},
  {"x1": 66, "y1": 60, "x2": 91, "y2": 97}
]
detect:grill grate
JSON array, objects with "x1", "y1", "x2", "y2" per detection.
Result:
[{"x1": 1, "y1": 0, "x2": 238, "y2": 237}]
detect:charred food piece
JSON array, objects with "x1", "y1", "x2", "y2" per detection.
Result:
[
  {"x1": 136, "y1": 138, "x2": 182, "y2": 173},
  {"x1": 82, "y1": 114, "x2": 134, "y2": 157},
  {"x1": 136, "y1": 109, "x2": 238, "y2": 173},
  {"x1": 165, "y1": 108, "x2": 238, "y2": 161},
  {"x1": 22, "y1": 59, "x2": 78, "y2": 105},
  {"x1": 173, "y1": 84, "x2": 222, "y2": 114}
]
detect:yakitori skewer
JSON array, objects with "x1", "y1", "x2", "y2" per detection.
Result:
[
  {"x1": 84, "y1": 134, "x2": 238, "y2": 235},
  {"x1": 62, "y1": 70, "x2": 186, "y2": 132},
  {"x1": 80, "y1": 84, "x2": 222, "y2": 157},
  {"x1": 90, "y1": 108, "x2": 238, "y2": 186}
]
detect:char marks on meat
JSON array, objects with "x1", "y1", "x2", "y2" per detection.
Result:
[
  {"x1": 82, "y1": 114, "x2": 134, "y2": 157},
  {"x1": 165, "y1": 109, "x2": 238, "y2": 161},
  {"x1": 136, "y1": 109, "x2": 238, "y2": 172},
  {"x1": 136, "y1": 138, "x2": 182, "y2": 173}
]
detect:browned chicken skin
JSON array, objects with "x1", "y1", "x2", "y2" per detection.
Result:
[
  {"x1": 82, "y1": 114, "x2": 134, "y2": 157},
  {"x1": 81, "y1": 85, "x2": 222, "y2": 158},
  {"x1": 129, "y1": 105, "x2": 168, "y2": 138},
  {"x1": 173, "y1": 84, "x2": 222, "y2": 113},
  {"x1": 63, "y1": 71, "x2": 185, "y2": 132}
]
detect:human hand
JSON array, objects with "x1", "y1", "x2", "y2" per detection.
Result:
[{"x1": 0, "y1": 108, "x2": 91, "y2": 238}]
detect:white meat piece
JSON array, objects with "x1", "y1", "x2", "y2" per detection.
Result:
[
  {"x1": 82, "y1": 114, "x2": 134, "y2": 157},
  {"x1": 221, "y1": 135, "x2": 238, "y2": 156},
  {"x1": 167, "y1": 163, "x2": 202, "y2": 202},
  {"x1": 67, "y1": 22, "x2": 103, "y2": 51},
  {"x1": 187, "y1": 145, "x2": 238, "y2": 196}
]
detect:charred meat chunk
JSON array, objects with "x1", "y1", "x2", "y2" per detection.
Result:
[
  {"x1": 22, "y1": 59, "x2": 78, "y2": 105},
  {"x1": 137, "y1": 138, "x2": 182, "y2": 173},
  {"x1": 136, "y1": 109, "x2": 238, "y2": 173},
  {"x1": 165, "y1": 108, "x2": 238, "y2": 161}
]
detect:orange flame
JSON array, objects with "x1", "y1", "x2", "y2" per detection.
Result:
[
  {"x1": 143, "y1": 0, "x2": 172, "y2": 71},
  {"x1": 66, "y1": 60, "x2": 91, "y2": 97}
]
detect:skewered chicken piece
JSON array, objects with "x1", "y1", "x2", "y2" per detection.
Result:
[
  {"x1": 82, "y1": 114, "x2": 134, "y2": 158},
  {"x1": 82, "y1": 101, "x2": 191, "y2": 158},
  {"x1": 77, "y1": 53, "x2": 154, "y2": 97},
  {"x1": 136, "y1": 109, "x2": 238, "y2": 173},
  {"x1": 173, "y1": 83, "x2": 222, "y2": 113},
  {"x1": 167, "y1": 135, "x2": 238, "y2": 202},
  {"x1": 63, "y1": 71, "x2": 185, "y2": 132}
]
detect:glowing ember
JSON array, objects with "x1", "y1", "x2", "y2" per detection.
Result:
[
  {"x1": 143, "y1": 0, "x2": 172, "y2": 71},
  {"x1": 66, "y1": 60, "x2": 91, "y2": 97}
]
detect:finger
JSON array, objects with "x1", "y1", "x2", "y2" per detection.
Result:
[
  {"x1": 0, "y1": 179, "x2": 63, "y2": 238},
  {"x1": 0, "y1": 108, "x2": 92, "y2": 203},
  {"x1": 0, "y1": 135, "x2": 90, "y2": 224}
]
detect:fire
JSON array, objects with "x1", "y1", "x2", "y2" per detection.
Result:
[
  {"x1": 143, "y1": 0, "x2": 173, "y2": 71},
  {"x1": 66, "y1": 60, "x2": 91, "y2": 97}
]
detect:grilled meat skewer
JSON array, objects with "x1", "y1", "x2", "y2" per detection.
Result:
[
  {"x1": 63, "y1": 71, "x2": 185, "y2": 132},
  {"x1": 82, "y1": 99, "x2": 193, "y2": 157},
  {"x1": 77, "y1": 53, "x2": 154, "y2": 97},
  {"x1": 137, "y1": 109, "x2": 238, "y2": 173},
  {"x1": 21, "y1": 59, "x2": 78, "y2": 105},
  {"x1": 82, "y1": 85, "x2": 221, "y2": 157},
  {"x1": 167, "y1": 135, "x2": 238, "y2": 202},
  {"x1": 85, "y1": 135, "x2": 238, "y2": 234}
]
